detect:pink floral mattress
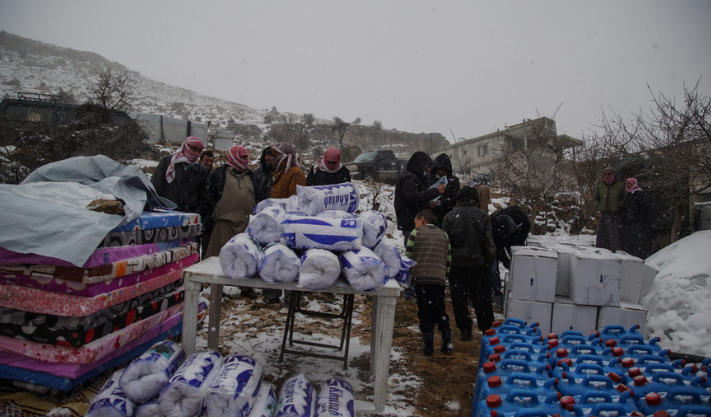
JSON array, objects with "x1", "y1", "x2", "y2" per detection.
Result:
[
  {"x1": 0, "y1": 242, "x2": 198, "y2": 283},
  {"x1": 0, "y1": 269, "x2": 183, "y2": 316},
  {"x1": 98, "y1": 224, "x2": 201, "y2": 248},
  {"x1": 0, "y1": 253, "x2": 198, "y2": 297},
  {"x1": 0, "y1": 302, "x2": 184, "y2": 364}
]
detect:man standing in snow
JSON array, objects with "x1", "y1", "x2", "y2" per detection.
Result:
[
  {"x1": 394, "y1": 151, "x2": 446, "y2": 303},
  {"x1": 253, "y1": 146, "x2": 274, "y2": 203},
  {"x1": 425, "y1": 153, "x2": 460, "y2": 226},
  {"x1": 306, "y1": 147, "x2": 351, "y2": 186},
  {"x1": 593, "y1": 167, "x2": 626, "y2": 252}
]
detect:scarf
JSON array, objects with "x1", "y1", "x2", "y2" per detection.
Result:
[
  {"x1": 271, "y1": 142, "x2": 298, "y2": 174},
  {"x1": 166, "y1": 136, "x2": 204, "y2": 183},
  {"x1": 604, "y1": 171, "x2": 615, "y2": 185},
  {"x1": 313, "y1": 147, "x2": 342, "y2": 174},
  {"x1": 626, "y1": 177, "x2": 642, "y2": 193},
  {"x1": 227, "y1": 145, "x2": 249, "y2": 171}
]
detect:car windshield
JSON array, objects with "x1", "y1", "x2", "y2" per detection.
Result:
[{"x1": 354, "y1": 151, "x2": 379, "y2": 162}]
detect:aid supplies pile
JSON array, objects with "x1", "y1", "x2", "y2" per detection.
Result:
[
  {"x1": 472, "y1": 319, "x2": 711, "y2": 417},
  {"x1": 218, "y1": 183, "x2": 414, "y2": 293},
  {"x1": 0, "y1": 156, "x2": 207, "y2": 399},
  {"x1": 87, "y1": 348, "x2": 357, "y2": 417},
  {"x1": 504, "y1": 236, "x2": 657, "y2": 336}
]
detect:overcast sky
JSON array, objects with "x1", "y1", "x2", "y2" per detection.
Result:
[{"x1": 1, "y1": 1, "x2": 709, "y2": 142}]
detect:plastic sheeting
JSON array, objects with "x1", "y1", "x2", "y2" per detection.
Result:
[{"x1": 0, "y1": 155, "x2": 176, "y2": 267}]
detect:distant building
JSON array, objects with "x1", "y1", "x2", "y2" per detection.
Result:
[{"x1": 435, "y1": 117, "x2": 582, "y2": 175}]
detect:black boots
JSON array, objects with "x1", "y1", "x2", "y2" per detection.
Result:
[
  {"x1": 460, "y1": 328, "x2": 472, "y2": 341},
  {"x1": 441, "y1": 329, "x2": 453, "y2": 353},
  {"x1": 423, "y1": 332, "x2": 434, "y2": 355}
]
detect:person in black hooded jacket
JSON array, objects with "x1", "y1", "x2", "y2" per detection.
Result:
[
  {"x1": 252, "y1": 146, "x2": 274, "y2": 203},
  {"x1": 425, "y1": 153, "x2": 461, "y2": 226},
  {"x1": 394, "y1": 151, "x2": 445, "y2": 302},
  {"x1": 489, "y1": 214, "x2": 517, "y2": 307}
]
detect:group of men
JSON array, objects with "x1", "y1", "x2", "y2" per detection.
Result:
[{"x1": 150, "y1": 136, "x2": 350, "y2": 306}]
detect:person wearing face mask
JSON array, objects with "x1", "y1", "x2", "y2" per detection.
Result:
[
  {"x1": 425, "y1": 153, "x2": 460, "y2": 226},
  {"x1": 151, "y1": 136, "x2": 209, "y2": 221},
  {"x1": 204, "y1": 145, "x2": 260, "y2": 299},
  {"x1": 593, "y1": 167, "x2": 627, "y2": 252},
  {"x1": 395, "y1": 151, "x2": 446, "y2": 303},
  {"x1": 622, "y1": 177, "x2": 651, "y2": 259},
  {"x1": 306, "y1": 147, "x2": 351, "y2": 186}
]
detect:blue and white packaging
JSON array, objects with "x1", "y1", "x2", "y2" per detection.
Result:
[
  {"x1": 119, "y1": 340, "x2": 185, "y2": 403},
  {"x1": 219, "y1": 233, "x2": 262, "y2": 279},
  {"x1": 158, "y1": 350, "x2": 223, "y2": 417},
  {"x1": 316, "y1": 210, "x2": 357, "y2": 220},
  {"x1": 340, "y1": 247, "x2": 389, "y2": 293},
  {"x1": 254, "y1": 196, "x2": 299, "y2": 215},
  {"x1": 275, "y1": 374, "x2": 317, "y2": 417},
  {"x1": 258, "y1": 243, "x2": 301, "y2": 284},
  {"x1": 86, "y1": 369, "x2": 137, "y2": 417},
  {"x1": 315, "y1": 378, "x2": 355, "y2": 417},
  {"x1": 248, "y1": 205, "x2": 287, "y2": 246},
  {"x1": 247, "y1": 383, "x2": 277, "y2": 417},
  {"x1": 280, "y1": 215, "x2": 363, "y2": 252},
  {"x1": 203, "y1": 355, "x2": 264, "y2": 417},
  {"x1": 359, "y1": 211, "x2": 388, "y2": 249},
  {"x1": 372, "y1": 238, "x2": 415, "y2": 288},
  {"x1": 298, "y1": 249, "x2": 341, "y2": 291},
  {"x1": 297, "y1": 183, "x2": 360, "y2": 216},
  {"x1": 135, "y1": 397, "x2": 162, "y2": 417}
]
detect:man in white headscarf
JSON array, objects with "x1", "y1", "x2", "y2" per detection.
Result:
[{"x1": 151, "y1": 136, "x2": 209, "y2": 220}]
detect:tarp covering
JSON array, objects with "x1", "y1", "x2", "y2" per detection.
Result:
[
  {"x1": 134, "y1": 113, "x2": 208, "y2": 145},
  {"x1": 0, "y1": 155, "x2": 176, "y2": 267}
]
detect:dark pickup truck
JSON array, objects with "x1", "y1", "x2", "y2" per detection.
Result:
[{"x1": 346, "y1": 150, "x2": 407, "y2": 183}]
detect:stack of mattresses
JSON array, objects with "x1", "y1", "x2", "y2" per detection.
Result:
[{"x1": 0, "y1": 210, "x2": 208, "y2": 399}]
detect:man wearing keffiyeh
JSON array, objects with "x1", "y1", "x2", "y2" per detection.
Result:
[
  {"x1": 151, "y1": 136, "x2": 209, "y2": 220},
  {"x1": 306, "y1": 147, "x2": 351, "y2": 186},
  {"x1": 203, "y1": 145, "x2": 260, "y2": 299}
]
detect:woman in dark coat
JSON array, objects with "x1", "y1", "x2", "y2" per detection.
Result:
[{"x1": 623, "y1": 177, "x2": 652, "y2": 259}]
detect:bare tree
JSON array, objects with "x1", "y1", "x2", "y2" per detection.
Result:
[
  {"x1": 331, "y1": 117, "x2": 350, "y2": 149},
  {"x1": 88, "y1": 64, "x2": 140, "y2": 112}
]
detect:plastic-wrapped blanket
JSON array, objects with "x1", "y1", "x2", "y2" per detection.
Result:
[
  {"x1": 119, "y1": 340, "x2": 185, "y2": 403},
  {"x1": 315, "y1": 378, "x2": 355, "y2": 417},
  {"x1": 340, "y1": 248, "x2": 389, "y2": 293},
  {"x1": 298, "y1": 249, "x2": 341, "y2": 291},
  {"x1": 315, "y1": 210, "x2": 356, "y2": 220},
  {"x1": 159, "y1": 350, "x2": 223, "y2": 417},
  {"x1": 359, "y1": 211, "x2": 388, "y2": 249},
  {"x1": 254, "y1": 196, "x2": 299, "y2": 215},
  {"x1": 248, "y1": 205, "x2": 287, "y2": 245},
  {"x1": 86, "y1": 369, "x2": 136, "y2": 417},
  {"x1": 275, "y1": 373, "x2": 317, "y2": 417},
  {"x1": 99, "y1": 224, "x2": 201, "y2": 248},
  {"x1": 281, "y1": 215, "x2": 362, "y2": 251},
  {"x1": 203, "y1": 354, "x2": 263, "y2": 417},
  {"x1": 247, "y1": 383, "x2": 277, "y2": 417},
  {"x1": 297, "y1": 183, "x2": 359, "y2": 216},
  {"x1": 372, "y1": 238, "x2": 415, "y2": 288},
  {"x1": 219, "y1": 233, "x2": 261, "y2": 279},
  {"x1": 258, "y1": 243, "x2": 300, "y2": 284},
  {"x1": 135, "y1": 397, "x2": 163, "y2": 417}
]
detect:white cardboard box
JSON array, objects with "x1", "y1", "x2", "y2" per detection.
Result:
[
  {"x1": 506, "y1": 297, "x2": 552, "y2": 336},
  {"x1": 597, "y1": 302, "x2": 648, "y2": 334},
  {"x1": 639, "y1": 264, "x2": 659, "y2": 302},
  {"x1": 550, "y1": 244, "x2": 579, "y2": 297},
  {"x1": 614, "y1": 251, "x2": 644, "y2": 303},
  {"x1": 570, "y1": 251, "x2": 621, "y2": 306},
  {"x1": 509, "y1": 247, "x2": 558, "y2": 303},
  {"x1": 551, "y1": 296, "x2": 598, "y2": 335}
]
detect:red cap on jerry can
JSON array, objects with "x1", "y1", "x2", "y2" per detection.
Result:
[
  {"x1": 488, "y1": 376, "x2": 502, "y2": 388},
  {"x1": 645, "y1": 393, "x2": 662, "y2": 406},
  {"x1": 483, "y1": 362, "x2": 497, "y2": 373},
  {"x1": 486, "y1": 394, "x2": 502, "y2": 408},
  {"x1": 556, "y1": 348, "x2": 568, "y2": 358}
]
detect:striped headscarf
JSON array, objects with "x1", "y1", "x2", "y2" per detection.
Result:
[
  {"x1": 227, "y1": 145, "x2": 249, "y2": 171},
  {"x1": 166, "y1": 136, "x2": 204, "y2": 183}
]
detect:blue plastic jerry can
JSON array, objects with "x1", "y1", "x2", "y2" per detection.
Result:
[
  {"x1": 479, "y1": 334, "x2": 547, "y2": 368},
  {"x1": 627, "y1": 371, "x2": 701, "y2": 402},
  {"x1": 553, "y1": 362, "x2": 608, "y2": 384},
  {"x1": 620, "y1": 345, "x2": 671, "y2": 362},
  {"x1": 548, "y1": 344, "x2": 601, "y2": 369},
  {"x1": 477, "y1": 374, "x2": 558, "y2": 408},
  {"x1": 636, "y1": 386, "x2": 711, "y2": 416},
  {"x1": 556, "y1": 374, "x2": 621, "y2": 402},
  {"x1": 500, "y1": 349, "x2": 551, "y2": 372},
  {"x1": 473, "y1": 359, "x2": 551, "y2": 406},
  {"x1": 497, "y1": 318, "x2": 542, "y2": 335},
  {"x1": 472, "y1": 390, "x2": 569, "y2": 417},
  {"x1": 560, "y1": 390, "x2": 641, "y2": 416},
  {"x1": 553, "y1": 354, "x2": 625, "y2": 381},
  {"x1": 588, "y1": 324, "x2": 642, "y2": 343}
]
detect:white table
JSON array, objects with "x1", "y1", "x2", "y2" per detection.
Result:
[{"x1": 181, "y1": 256, "x2": 401, "y2": 413}]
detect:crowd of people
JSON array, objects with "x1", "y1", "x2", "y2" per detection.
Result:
[{"x1": 151, "y1": 137, "x2": 653, "y2": 358}]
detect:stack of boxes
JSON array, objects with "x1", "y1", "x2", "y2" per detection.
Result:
[{"x1": 504, "y1": 237, "x2": 659, "y2": 335}]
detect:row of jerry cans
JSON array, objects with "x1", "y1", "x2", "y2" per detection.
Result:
[{"x1": 472, "y1": 319, "x2": 711, "y2": 416}]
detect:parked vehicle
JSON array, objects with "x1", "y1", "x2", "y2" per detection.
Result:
[{"x1": 345, "y1": 150, "x2": 407, "y2": 183}]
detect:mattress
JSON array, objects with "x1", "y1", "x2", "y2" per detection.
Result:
[
  {"x1": 0, "y1": 242, "x2": 198, "y2": 284},
  {"x1": 0, "y1": 254, "x2": 198, "y2": 297},
  {"x1": 0, "y1": 288, "x2": 185, "y2": 347},
  {"x1": 97, "y1": 224, "x2": 202, "y2": 248},
  {"x1": 0, "y1": 272, "x2": 183, "y2": 316}
]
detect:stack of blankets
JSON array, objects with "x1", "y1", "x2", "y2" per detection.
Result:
[
  {"x1": 221, "y1": 183, "x2": 414, "y2": 293},
  {"x1": 0, "y1": 210, "x2": 209, "y2": 400}
]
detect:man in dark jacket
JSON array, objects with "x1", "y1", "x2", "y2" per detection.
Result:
[
  {"x1": 307, "y1": 147, "x2": 351, "y2": 186},
  {"x1": 151, "y1": 136, "x2": 209, "y2": 220},
  {"x1": 442, "y1": 186, "x2": 496, "y2": 339},
  {"x1": 253, "y1": 146, "x2": 274, "y2": 203},
  {"x1": 491, "y1": 205, "x2": 532, "y2": 269},
  {"x1": 489, "y1": 215, "x2": 517, "y2": 307},
  {"x1": 593, "y1": 166, "x2": 627, "y2": 252},
  {"x1": 425, "y1": 153, "x2": 461, "y2": 226},
  {"x1": 394, "y1": 151, "x2": 445, "y2": 301}
]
